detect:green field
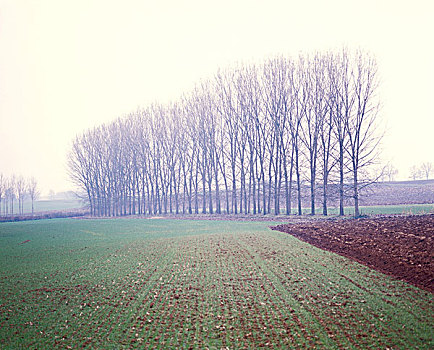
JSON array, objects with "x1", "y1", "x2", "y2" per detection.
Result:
[
  {"x1": 0, "y1": 219, "x2": 432, "y2": 348},
  {"x1": 343, "y1": 203, "x2": 434, "y2": 216},
  {"x1": 19, "y1": 199, "x2": 84, "y2": 214},
  {"x1": 293, "y1": 203, "x2": 434, "y2": 216}
]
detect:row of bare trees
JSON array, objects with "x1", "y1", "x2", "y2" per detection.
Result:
[
  {"x1": 69, "y1": 49, "x2": 381, "y2": 217},
  {"x1": 0, "y1": 174, "x2": 39, "y2": 216},
  {"x1": 410, "y1": 162, "x2": 433, "y2": 180}
]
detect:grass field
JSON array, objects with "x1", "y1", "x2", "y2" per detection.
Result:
[
  {"x1": 19, "y1": 199, "x2": 84, "y2": 214},
  {"x1": 297, "y1": 203, "x2": 434, "y2": 216},
  {"x1": 0, "y1": 219, "x2": 432, "y2": 348},
  {"x1": 345, "y1": 203, "x2": 434, "y2": 216}
]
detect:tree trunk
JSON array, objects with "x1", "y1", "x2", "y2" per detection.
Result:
[
  {"x1": 322, "y1": 172, "x2": 328, "y2": 216},
  {"x1": 353, "y1": 170, "x2": 359, "y2": 217},
  {"x1": 310, "y1": 166, "x2": 315, "y2": 215},
  {"x1": 214, "y1": 162, "x2": 221, "y2": 214},
  {"x1": 339, "y1": 141, "x2": 345, "y2": 216},
  {"x1": 295, "y1": 147, "x2": 302, "y2": 215}
]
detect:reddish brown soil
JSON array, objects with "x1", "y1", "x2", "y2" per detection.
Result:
[{"x1": 272, "y1": 214, "x2": 434, "y2": 293}]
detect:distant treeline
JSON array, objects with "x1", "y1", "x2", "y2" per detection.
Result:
[
  {"x1": 68, "y1": 49, "x2": 381, "y2": 217},
  {"x1": 0, "y1": 174, "x2": 39, "y2": 216}
]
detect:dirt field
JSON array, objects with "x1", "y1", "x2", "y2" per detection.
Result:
[{"x1": 272, "y1": 214, "x2": 434, "y2": 293}]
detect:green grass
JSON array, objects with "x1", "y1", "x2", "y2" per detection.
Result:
[
  {"x1": 0, "y1": 219, "x2": 432, "y2": 348},
  {"x1": 24, "y1": 199, "x2": 84, "y2": 213},
  {"x1": 1, "y1": 199, "x2": 84, "y2": 216},
  {"x1": 293, "y1": 203, "x2": 434, "y2": 216},
  {"x1": 355, "y1": 203, "x2": 434, "y2": 215}
]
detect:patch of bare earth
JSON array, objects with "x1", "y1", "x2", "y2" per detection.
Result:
[{"x1": 272, "y1": 214, "x2": 434, "y2": 293}]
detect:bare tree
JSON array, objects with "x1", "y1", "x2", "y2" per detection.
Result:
[
  {"x1": 234, "y1": 69, "x2": 251, "y2": 214},
  {"x1": 243, "y1": 65, "x2": 268, "y2": 214},
  {"x1": 344, "y1": 50, "x2": 382, "y2": 217},
  {"x1": 27, "y1": 177, "x2": 39, "y2": 215},
  {"x1": 381, "y1": 163, "x2": 398, "y2": 182},
  {"x1": 290, "y1": 56, "x2": 306, "y2": 215},
  {"x1": 409, "y1": 165, "x2": 421, "y2": 181},
  {"x1": 300, "y1": 54, "x2": 329, "y2": 215},
  {"x1": 420, "y1": 162, "x2": 433, "y2": 180},
  {"x1": 8, "y1": 176, "x2": 16, "y2": 215},
  {"x1": 328, "y1": 49, "x2": 353, "y2": 216},
  {"x1": 68, "y1": 133, "x2": 95, "y2": 215},
  {"x1": 319, "y1": 105, "x2": 337, "y2": 216},
  {"x1": 262, "y1": 57, "x2": 292, "y2": 215},
  {"x1": 0, "y1": 174, "x2": 4, "y2": 216},
  {"x1": 239, "y1": 64, "x2": 264, "y2": 214},
  {"x1": 215, "y1": 68, "x2": 240, "y2": 214}
]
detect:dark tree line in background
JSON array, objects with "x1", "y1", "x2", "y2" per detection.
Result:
[
  {"x1": 68, "y1": 49, "x2": 381, "y2": 217},
  {"x1": 0, "y1": 174, "x2": 39, "y2": 216}
]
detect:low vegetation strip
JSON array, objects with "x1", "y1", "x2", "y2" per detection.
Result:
[
  {"x1": 0, "y1": 210, "x2": 87, "y2": 223},
  {"x1": 0, "y1": 219, "x2": 432, "y2": 348},
  {"x1": 273, "y1": 214, "x2": 434, "y2": 293}
]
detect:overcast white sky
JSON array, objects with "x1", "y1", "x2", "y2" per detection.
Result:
[{"x1": 0, "y1": 0, "x2": 433, "y2": 195}]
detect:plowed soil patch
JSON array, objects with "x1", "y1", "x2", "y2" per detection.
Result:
[{"x1": 272, "y1": 214, "x2": 434, "y2": 293}]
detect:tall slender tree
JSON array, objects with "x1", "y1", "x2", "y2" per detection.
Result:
[{"x1": 344, "y1": 50, "x2": 381, "y2": 217}]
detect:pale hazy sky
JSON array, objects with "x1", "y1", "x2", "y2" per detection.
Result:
[{"x1": 1, "y1": 0, "x2": 433, "y2": 195}]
